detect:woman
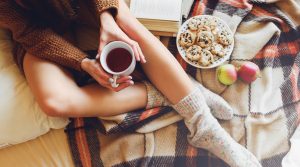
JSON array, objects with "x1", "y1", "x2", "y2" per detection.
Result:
[{"x1": 0, "y1": 0, "x2": 260, "y2": 166}]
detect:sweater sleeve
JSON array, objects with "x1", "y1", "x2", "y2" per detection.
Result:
[
  {"x1": 0, "y1": 1, "x2": 87, "y2": 71},
  {"x1": 94, "y1": 0, "x2": 119, "y2": 16}
]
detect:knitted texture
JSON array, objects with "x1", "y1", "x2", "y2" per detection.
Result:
[
  {"x1": 188, "y1": 75, "x2": 233, "y2": 120},
  {"x1": 94, "y1": 0, "x2": 119, "y2": 16},
  {"x1": 143, "y1": 81, "x2": 170, "y2": 109},
  {"x1": 172, "y1": 88, "x2": 261, "y2": 167},
  {"x1": 144, "y1": 79, "x2": 233, "y2": 120},
  {"x1": 0, "y1": 0, "x2": 118, "y2": 71},
  {"x1": 172, "y1": 88, "x2": 205, "y2": 118}
]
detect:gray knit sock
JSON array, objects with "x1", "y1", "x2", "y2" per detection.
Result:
[
  {"x1": 143, "y1": 81, "x2": 170, "y2": 109},
  {"x1": 143, "y1": 80, "x2": 232, "y2": 120},
  {"x1": 172, "y1": 88, "x2": 261, "y2": 167},
  {"x1": 188, "y1": 75, "x2": 233, "y2": 120}
]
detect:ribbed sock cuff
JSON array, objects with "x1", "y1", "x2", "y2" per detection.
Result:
[
  {"x1": 172, "y1": 88, "x2": 206, "y2": 118},
  {"x1": 143, "y1": 81, "x2": 170, "y2": 109}
]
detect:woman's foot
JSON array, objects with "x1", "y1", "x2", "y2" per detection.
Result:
[
  {"x1": 172, "y1": 89, "x2": 261, "y2": 167},
  {"x1": 188, "y1": 75, "x2": 233, "y2": 120},
  {"x1": 143, "y1": 80, "x2": 233, "y2": 120}
]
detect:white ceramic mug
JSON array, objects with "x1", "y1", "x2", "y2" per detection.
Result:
[{"x1": 100, "y1": 41, "x2": 136, "y2": 88}]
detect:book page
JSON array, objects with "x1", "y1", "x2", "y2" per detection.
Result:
[
  {"x1": 182, "y1": 0, "x2": 194, "y2": 18},
  {"x1": 130, "y1": 0, "x2": 182, "y2": 21}
]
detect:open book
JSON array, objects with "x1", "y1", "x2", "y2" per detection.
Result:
[{"x1": 130, "y1": 0, "x2": 183, "y2": 36}]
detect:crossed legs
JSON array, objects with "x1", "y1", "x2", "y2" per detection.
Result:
[
  {"x1": 23, "y1": 7, "x2": 261, "y2": 166},
  {"x1": 23, "y1": 16, "x2": 195, "y2": 117},
  {"x1": 23, "y1": 53, "x2": 147, "y2": 117}
]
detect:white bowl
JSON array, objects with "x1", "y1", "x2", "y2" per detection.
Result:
[{"x1": 176, "y1": 15, "x2": 234, "y2": 69}]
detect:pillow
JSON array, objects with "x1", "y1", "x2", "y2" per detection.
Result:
[{"x1": 0, "y1": 28, "x2": 69, "y2": 149}]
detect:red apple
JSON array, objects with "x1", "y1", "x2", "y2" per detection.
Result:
[
  {"x1": 237, "y1": 62, "x2": 260, "y2": 83},
  {"x1": 217, "y1": 64, "x2": 238, "y2": 85}
]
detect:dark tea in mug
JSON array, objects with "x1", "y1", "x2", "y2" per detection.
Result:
[{"x1": 106, "y1": 48, "x2": 133, "y2": 72}]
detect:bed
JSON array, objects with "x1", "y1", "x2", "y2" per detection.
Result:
[{"x1": 0, "y1": 0, "x2": 300, "y2": 167}]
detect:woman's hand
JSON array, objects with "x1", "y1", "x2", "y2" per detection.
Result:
[
  {"x1": 98, "y1": 11, "x2": 146, "y2": 63},
  {"x1": 81, "y1": 58, "x2": 134, "y2": 92},
  {"x1": 81, "y1": 10, "x2": 146, "y2": 92}
]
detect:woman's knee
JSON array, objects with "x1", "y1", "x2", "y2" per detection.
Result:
[
  {"x1": 38, "y1": 93, "x2": 74, "y2": 117},
  {"x1": 23, "y1": 53, "x2": 79, "y2": 117}
]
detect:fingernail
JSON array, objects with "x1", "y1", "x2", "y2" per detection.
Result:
[
  {"x1": 129, "y1": 81, "x2": 134, "y2": 85},
  {"x1": 128, "y1": 76, "x2": 133, "y2": 79}
]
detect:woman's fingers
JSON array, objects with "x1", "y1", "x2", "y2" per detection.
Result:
[
  {"x1": 116, "y1": 76, "x2": 132, "y2": 84},
  {"x1": 92, "y1": 65, "x2": 134, "y2": 91},
  {"x1": 132, "y1": 44, "x2": 140, "y2": 62},
  {"x1": 94, "y1": 72, "x2": 134, "y2": 92},
  {"x1": 88, "y1": 62, "x2": 113, "y2": 86},
  {"x1": 128, "y1": 40, "x2": 146, "y2": 64},
  {"x1": 94, "y1": 76, "x2": 133, "y2": 92},
  {"x1": 111, "y1": 81, "x2": 134, "y2": 92},
  {"x1": 91, "y1": 72, "x2": 111, "y2": 87},
  {"x1": 96, "y1": 54, "x2": 100, "y2": 60},
  {"x1": 121, "y1": 36, "x2": 141, "y2": 62},
  {"x1": 90, "y1": 73, "x2": 107, "y2": 86},
  {"x1": 88, "y1": 59, "x2": 134, "y2": 92},
  {"x1": 94, "y1": 63, "x2": 111, "y2": 81},
  {"x1": 136, "y1": 43, "x2": 146, "y2": 63}
]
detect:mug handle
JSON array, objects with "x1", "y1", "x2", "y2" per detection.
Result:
[{"x1": 111, "y1": 75, "x2": 119, "y2": 88}]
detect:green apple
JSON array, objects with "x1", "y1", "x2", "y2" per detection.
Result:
[{"x1": 217, "y1": 64, "x2": 237, "y2": 85}]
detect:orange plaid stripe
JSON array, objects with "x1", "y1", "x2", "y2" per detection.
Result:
[
  {"x1": 251, "y1": 6, "x2": 290, "y2": 32},
  {"x1": 255, "y1": 39, "x2": 299, "y2": 59},
  {"x1": 187, "y1": 146, "x2": 198, "y2": 157},
  {"x1": 251, "y1": 5, "x2": 274, "y2": 17},
  {"x1": 139, "y1": 108, "x2": 161, "y2": 121},
  {"x1": 286, "y1": 40, "x2": 300, "y2": 55},
  {"x1": 75, "y1": 119, "x2": 92, "y2": 167},
  {"x1": 279, "y1": 40, "x2": 300, "y2": 56},
  {"x1": 186, "y1": 146, "x2": 198, "y2": 166},
  {"x1": 255, "y1": 44, "x2": 279, "y2": 59},
  {"x1": 191, "y1": 0, "x2": 203, "y2": 16}
]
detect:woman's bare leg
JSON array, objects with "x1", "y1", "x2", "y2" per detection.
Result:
[
  {"x1": 117, "y1": 1, "x2": 194, "y2": 104},
  {"x1": 116, "y1": 3, "x2": 261, "y2": 166},
  {"x1": 23, "y1": 53, "x2": 147, "y2": 117},
  {"x1": 138, "y1": 33, "x2": 194, "y2": 104}
]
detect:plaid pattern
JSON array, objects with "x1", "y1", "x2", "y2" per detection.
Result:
[{"x1": 65, "y1": 0, "x2": 300, "y2": 166}]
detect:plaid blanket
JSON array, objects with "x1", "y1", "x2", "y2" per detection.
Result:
[{"x1": 65, "y1": 0, "x2": 300, "y2": 166}]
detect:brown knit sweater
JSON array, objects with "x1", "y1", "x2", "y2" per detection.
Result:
[{"x1": 0, "y1": 0, "x2": 119, "y2": 71}]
